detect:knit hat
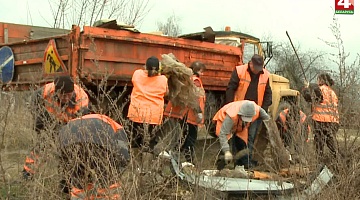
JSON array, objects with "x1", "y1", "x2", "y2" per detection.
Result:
[
  {"x1": 54, "y1": 75, "x2": 74, "y2": 94},
  {"x1": 251, "y1": 54, "x2": 264, "y2": 71},
  {"x1": 238, "y1": 101, "x2": 256, "y2": 122}
]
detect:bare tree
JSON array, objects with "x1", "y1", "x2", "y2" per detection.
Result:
[
  {"x1": 156, "y1": 13, "x2": 182, "y2": 37},
  {"x1": 322, "y1": 15, "x2": 360, "y2": 127},
  {"x1": 48, "y1": 0, "x2": 151, "y2": 28},
  {"x1": 271, "y1": 42, "x2": 326, "y2": 90}
]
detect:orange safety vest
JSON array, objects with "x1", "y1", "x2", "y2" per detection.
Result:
[
  {"x1": 278, "y1": 108, "x2": 311, "y2": 141},
  {"x1": 164, "y1": 76, "x2": 206, "y2": 125},
  {"x1": 24, "y1": 83, "x2": 89, "y2": 175},
  {"x1": 43, "y1": 82, "x2": 89, "y2": 123},
  {"x1": 234, "y1": 64, "x2": 270, "y2": 107},
  {"x1": 71, "y1": 182, "x2": 121, "y2": 200},
  {"x1": 72, "y1": 113, "x2": 123, "y2": 132},
  {"x1": 187, "y1": 76, "x2": 206, "y2": 125},
  {"x1": 67, "y1": 115, "x2": 125, "y2": 199},
  {"x1": 127, "y1": 69, "x2": 168, "y2": 125},
  {"x1": 212, "y1": 100, "x2": 260, "y2": 144},
  {"x1": 163, "y1": 101, "x2": 188, "y2": 120},
  {"x1": 312, "y1": 85, "x2": 339, "y2": 123},
  {"x1": 23, "y1": 151, "x2": 39, "y2": 175}
]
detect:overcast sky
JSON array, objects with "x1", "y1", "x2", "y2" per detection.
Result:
[{"x1": 1, "y1": 0, "x2": 359, "y2": 63}]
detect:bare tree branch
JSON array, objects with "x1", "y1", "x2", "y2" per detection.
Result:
[
  {"x1": 271, "y1": 42, "x2": 325, "y2": 90},
  {"x1": 156, "y1": 13, "x2": 182, "y2": 37},
  {"x1": 48, "y1": 0, "x2": 151, "y2": 28}
]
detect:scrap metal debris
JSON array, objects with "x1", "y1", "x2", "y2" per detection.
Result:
[{"x1": 170, "y1": 155, "x2": 333, "y2": 199}]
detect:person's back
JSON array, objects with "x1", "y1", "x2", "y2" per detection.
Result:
[
  {"x1": 58, "y1": 114, "x2": 130, "y2": 199},
  {"x1": 23, "y1": 75, "x2": 90, "y2": 179},
  {"x1": 128, "y1": 69, "x2": 168, "y2": 124},
  {"x1": 127, "y1": 56, "x2": 168, "y2": 172},
  {"x1": 302, "y1": 73, "x2": 340, "y2": 159}
]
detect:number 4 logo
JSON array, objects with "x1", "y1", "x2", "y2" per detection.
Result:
[
  {"x1": 338, "y1": 0, "x2": 352, "y2": 8},
  {"x1": 335, "y1": 0, "x2": 354, "y2": 14}
]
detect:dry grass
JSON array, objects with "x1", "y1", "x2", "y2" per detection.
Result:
[{"x1": 0, "y1": 87, "x2": 359, "y2": 200}]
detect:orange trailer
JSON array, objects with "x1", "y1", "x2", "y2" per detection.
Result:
[{"x1": 0, "y1": 23, "x2": 242, "y2": 92}]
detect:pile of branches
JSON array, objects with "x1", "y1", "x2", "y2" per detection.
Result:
[{"x1": 160, "y1": 53, "x2": 200, "y2": 110}]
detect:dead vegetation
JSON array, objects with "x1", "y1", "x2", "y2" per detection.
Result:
[
  {"x1": 0, "y1": 84, "x2": 359, "y2": 200},
  {"x1": 0, "y1": 13, "x2": 359, "y2": 200}
]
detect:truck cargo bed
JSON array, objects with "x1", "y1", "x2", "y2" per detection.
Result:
[{"x1": 1, "y1": 24, "x2": 242, "y2": 91}]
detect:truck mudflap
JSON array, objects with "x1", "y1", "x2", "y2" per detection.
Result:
[{"x1": 170, "y1": 157, "x2": 333, "y2": 199}]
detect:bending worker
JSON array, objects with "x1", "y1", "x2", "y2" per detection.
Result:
[
  {"x1": 213, "y1": 100, "x2": 270, "y2": 170},
  {"x1": 276, "y1": 106, "x2": 311, "y2": 158},
  {"x1": 58, "y1": 113, "x2": 130, "y2": 200},
  {"x1": 23, "y1": 75, "x2": 90, "y2": 179},
  {"x1": 225, "y1": 54, "x2": 272, "y2": 167}
]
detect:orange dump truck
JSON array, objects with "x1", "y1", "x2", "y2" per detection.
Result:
[
  {"x1": 0, "y1": 22, "x2": 299, "y2": 120},
  {"x1": 0, "y1": 22, "x2": 241, "y2": 91}
]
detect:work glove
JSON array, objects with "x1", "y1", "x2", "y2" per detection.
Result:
[
  {"x1": 263, "y1": 114, "x2": 271, "y2": 122},
  {"x1": 224, "y1": 151, "x2": 233, "y2": 163},
  {"x1": 261, "y1": 111, "x2": 271, "y2": 122},
  {"x1": 196, "y1": 113, "x2": 203, "y2": 123}
]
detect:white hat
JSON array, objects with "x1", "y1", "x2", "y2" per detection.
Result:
[{"x1": 238, "y1": 101, "x2": 256, "y2": 122}]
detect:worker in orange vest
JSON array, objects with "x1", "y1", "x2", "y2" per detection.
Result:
[
  {"x1": 213, "y1": 100, "x2": 270, "y2": 170},
  {"x1": 23, "y1": 75, "x2": 90, "y2": 180},
  {"x1": 302, "y1": 73, "x2": 340, "y2": 159},
  {"x1": 127, "y1": 56, "x2": 168, "y2": 172},
  {"x1": 163, "y1": 61, "x2": 206, "y2": 167},
  {"x1": 276, "y1": 106, "x2": 311, "y2": 158},
  {"x1": 58, "y1": 113, "x2": 130, "y2": 200},
  {"x1": 225, "y1": 54, "x2": 272, "y2": 167}
]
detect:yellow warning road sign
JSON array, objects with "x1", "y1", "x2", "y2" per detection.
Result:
[{"x1": 43, "y1": 39, "x2": 66, "y2": 74}]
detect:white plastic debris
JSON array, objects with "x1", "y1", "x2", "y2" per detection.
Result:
[
  {"x1": 234, "y1": 165, "x2": 248, "y2": 177},
  {"x1": 181, "y1": 162, "x2": 195, "y2": 168},
  {"x1": 158, "y1": 151, "x2": 171, "y2": 159},
  {"x1": 201, "y1": 170, "x2": 219, "y2": 176}
]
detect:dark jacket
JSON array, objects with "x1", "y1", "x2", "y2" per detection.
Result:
[
  {"x1": 58, "y1": 114, "x2": 130, "y2": 168},
  {"x1": 225, "y1": 65, "x2": 272, "y2": 111},
  {"x1": 301, "y1": 83, "x2": 323, "y2": 103}
]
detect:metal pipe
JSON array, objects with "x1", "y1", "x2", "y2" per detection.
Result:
[{"x1": 286, "y1": 31, "x2": 307, "y2": 82}]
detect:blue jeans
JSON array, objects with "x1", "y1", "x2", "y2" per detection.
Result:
[{"x1": 240, "y1": 118, "x2": 262, "y2": 165}]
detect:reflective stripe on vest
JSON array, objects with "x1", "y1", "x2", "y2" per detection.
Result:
[
  {"x1": 279, "y1": 109, "x2": 311, "y2": 136},
  {"x1": 127, "y1": 69, "x2": 168, "y2": 125},
  {"x1": 43, "y1": 83, "x2": 89, "y2": 123},
  {"x1": 234, "y1": 64, "x2": 270, "y2": 107},
  {"x1": 312, "y1": 85, "x2": 339, "y2": 123},
  {"x1": 75, "y1": 114, "x2": 123, "y2": 132},
  {"x1": 71, "y1": 182, "x2": 121, "y2": 200},
  {"x1": 23, "y1": 151, "x2": 39, "y2": 175},
  {"x1": 187, "y1": 76, "x2": 206, "y2": 125},
  {"x1": 213, "y1": 100, "x2": 260, "y2": 143},
  {"x1": 279, "y1": 109, "x2": 306, "y2": 127}
]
